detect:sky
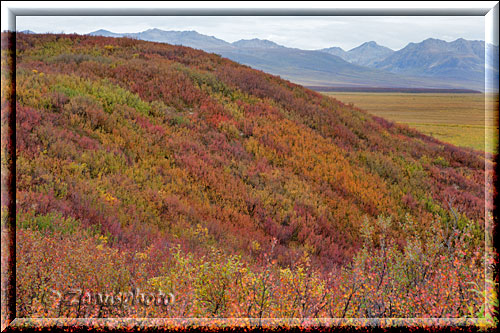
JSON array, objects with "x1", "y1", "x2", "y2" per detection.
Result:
[{"x1": 16, "y1": 15, "x2": 486, "y2": 51}]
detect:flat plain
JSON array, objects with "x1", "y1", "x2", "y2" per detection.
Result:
[{"x1": 323, "y1": 92, "x2": 499, "y2": 154}]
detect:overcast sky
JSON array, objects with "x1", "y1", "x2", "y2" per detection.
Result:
[{"x1": 17, "y1": 15, "x2": 485, "y2": 51}]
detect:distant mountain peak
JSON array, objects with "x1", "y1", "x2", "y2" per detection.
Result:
[
  {"x1": 144, "y1": 28, "x2": 163, "y2": 32},
  {"x1": 319, "y1": 41, "x2": 394, "y2": 67},
  {"x1": 232, "y1": 38, "x2": 283, "y2": 49},
  {"x1": 349, "y1": 41, "x2": 392, "y2": 52},
  {"x1": 322, "y1": 46, "x2": 346, "y2": 52},
  {"x1": 88, "y1": 29, "x2": 123, "y2": 37},
  {"x1": 89, "y1": 28, "x2": 232, "y2": 50},
  {"x1": 420, "y1": 37, "x2": 446, "y2": 45},
  {"x1": 372, "y1": 37, "x2": 496, "y2": 91},
  {"x1": 92, "y1": 29, "x2": 111, "y2": 33}
]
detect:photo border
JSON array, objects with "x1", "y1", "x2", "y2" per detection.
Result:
[{"x1": 1, "y1": 2, "x2": 499, "y2": 331}]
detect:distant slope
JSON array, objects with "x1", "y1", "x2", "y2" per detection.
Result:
[
  {"x1": 373, "y1": 38, "x2": 498, "y2": 91},
  {"x1": 232, "y1": 38, "x2": 285, "y2": 49},
  {"x1": 320, "y1": 46, "x2": 349, "y2": 60},
  {"x1": 321, "y1": 41, "x2": 394, "y2": 67},
  {"x1": 344, "y1": 41, "x2": 394, "y2": 67},
  {"x1": 88, "y1": 29, "x2": 124, "y2": 38},
  {"x1": 88, "y1": 29, "x2": 485, "y2": 90},
  {"x1": 211, "y1": 46, "x2": 469, "y2": 89},
  {"x1": 90, "y1": 28, "x2": 232, "y2": 50}
]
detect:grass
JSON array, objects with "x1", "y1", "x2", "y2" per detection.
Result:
[{"x1": 323, "y1": 92, "x2": 499, "y2": 154}]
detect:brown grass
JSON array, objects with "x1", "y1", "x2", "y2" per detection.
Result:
[{"x1": 323, "y1": 92, "x2": 499, "y2": 154}]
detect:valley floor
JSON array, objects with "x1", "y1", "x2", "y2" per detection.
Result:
[{"x1": 323, "y1": 92, "x2": 499, "y2": 154}]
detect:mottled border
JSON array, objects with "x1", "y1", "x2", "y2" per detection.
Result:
[
  {"x1": 1, "y1": 30, "x2": 16, "y2": 332},
  {"x1": 1, "y1": 3, "x2": 499, "y2": 332},
  {"x1": 3, "y1": 317, "x2": 493, "y2": 331}
]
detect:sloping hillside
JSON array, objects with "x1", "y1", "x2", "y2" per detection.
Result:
[{"x1": 9, "y1": 33, "x2": 490, "y2": 319}]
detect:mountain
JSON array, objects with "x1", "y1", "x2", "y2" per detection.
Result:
[
  {"x1": 90, "y1": 28, "x2": 232, "y2": 50},
  {"x1": 18, "y1": 30, "x2": 36, "y2": 34},
  {"x1": 88, "y1": 29, "x2": 479, "y2": 90},
  {"x1": 344, "y1": 41, "x2": 394, "y2": 67},
  {"x1": 321, "y1": 41, "x2": 394, "y2": 67},
  {"x1": 320, "y1": 38, "x2": 495, "y2": 85},
  {"x1": 88, "y1": 29, "x2": 123, "y2": 38},
  {"x1": 232, "y1": 38, "x2": 284, "y2": 49},
  {"x1": 132, "y1": 29, "x2": 231, "y2": 50},
  {"x1": 11, "y1": 32, "x2": 487, "y2": 319},
  {"x1": 320, "y1": 46, "x2": 349, "y2": 59},
  {"x1": 211, "y1": 46, "x2": 411, "y2": 88},
  {"x1": 373, "y1": 38, "x2": 498, "y2": 90}
]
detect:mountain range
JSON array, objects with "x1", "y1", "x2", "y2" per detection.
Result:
[
  {"x1": 372, "y1": 38, "x2": 486, "y2": 84},
  {"x1": 83, "y1": 28, "x2": 496, "y2": 91}
]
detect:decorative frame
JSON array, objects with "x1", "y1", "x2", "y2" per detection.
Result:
[{"x1": 1, "y1": 2, "x2": 498, "y2": 331}]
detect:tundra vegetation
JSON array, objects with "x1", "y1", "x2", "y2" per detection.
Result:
[{"x1": 1, "y1": 33, "x2": 496, "y2": 325}]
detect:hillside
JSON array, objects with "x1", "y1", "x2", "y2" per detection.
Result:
[{"x1": 8, "y1": 33, "x2": 490, "y2": 320}]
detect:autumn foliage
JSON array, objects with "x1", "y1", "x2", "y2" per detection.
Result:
[{"x1": 2, "y1": 33, "x2": 495, "y2": 322}]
